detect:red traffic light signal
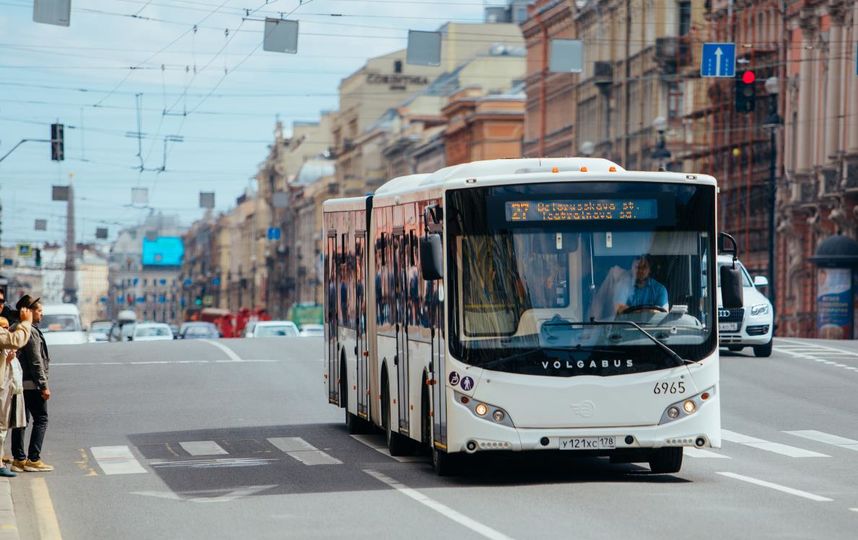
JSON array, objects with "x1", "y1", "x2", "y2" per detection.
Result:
[{"x1": 742, "y1": 70, "x2": 756, "y2": 84}]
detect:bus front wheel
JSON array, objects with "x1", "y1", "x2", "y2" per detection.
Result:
[
  {"x1": 648, "y1": 447, "x2": 683, "y2": 474},
  {"x1": 432, "y1": 447, "x2": 460, "y2": 476}
]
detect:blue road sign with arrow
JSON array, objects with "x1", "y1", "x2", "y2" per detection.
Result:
[{"x1": 700, "y1": 42, "x2": 736, "y2": 78}]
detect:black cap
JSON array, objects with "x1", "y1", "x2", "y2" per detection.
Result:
[{"x1": 15, "y1": 295, "x2": 40, "y2": 311}]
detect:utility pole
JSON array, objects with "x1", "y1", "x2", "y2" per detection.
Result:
[{"x1": 63, "y1": 173, "x2": 77, "y2": 304}]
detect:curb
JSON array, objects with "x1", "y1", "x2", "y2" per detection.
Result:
[{"x1": 0, "y1": 479, "x2": 19, "y2": 540}]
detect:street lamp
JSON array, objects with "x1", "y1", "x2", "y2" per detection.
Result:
[
  {"x1": 651, "y1": 116, "x2": 671, "y2": 170},
  {"x1": 579, "y1": 140, "x2": 595, "y2": 157},
  {"x1": 762, "y1": 76, "x2": 782, "y2": 320}
]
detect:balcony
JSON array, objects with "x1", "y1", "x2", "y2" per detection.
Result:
[{"x1": 655, "y1": 36, "x2": 691, "y2": 76}]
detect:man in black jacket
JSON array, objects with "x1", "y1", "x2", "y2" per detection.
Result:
[{"x1": 11, "y1": 296, "x2": 53, "y2": 473}]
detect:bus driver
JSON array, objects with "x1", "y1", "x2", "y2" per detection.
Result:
[{"x1": 616, "y1": 255, "x2": 669, "y2": 314}]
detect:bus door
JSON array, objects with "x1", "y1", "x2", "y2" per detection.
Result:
[
  {"x1": 326, "y1": 233, "x2": 339, "y2": 405},
  {"x1": 393, "y1": 232, "x2": 410, "y2": 433},
  {"x1": 355, "y1": 233, "x2": 369, "y2": 419}
]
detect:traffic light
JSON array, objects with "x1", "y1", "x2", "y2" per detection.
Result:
[
  {"x1": 50, "y1": 123, "x2": 64, "y2": 161},
  {"x1": 735, "y1": 70, "x2": 756, "y2": 114}
]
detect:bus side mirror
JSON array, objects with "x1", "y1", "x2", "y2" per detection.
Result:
[
  {"x1": 420, "y1": 234, "x2": 443, "y2": 281},
  {"x1": 720, "y1": 265, "x2": 744, "y2": 309}
]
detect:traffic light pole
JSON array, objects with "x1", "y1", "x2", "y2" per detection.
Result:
[
  {"x1": 768, "y1": 125, "x2": 777, "y2": 319},
  {"x1": 0, "y1": 139, "x2": 51, "y2": 163}
]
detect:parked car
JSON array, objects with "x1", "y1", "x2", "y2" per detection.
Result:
[
  {"x1": 718, "y1": 254, "x2": 774, "y2": 357},
  {"x1": 178, "y1": 321, "x2": 220, "y2": 339},
  {"x1": 245, "y1": 320, "x2": 299, "y2": 338},
  {"x1": 299, "y1": 324, "x2": 324, "y2": 337},
  {"x1": 40, "y1": 304, "x2": 87, "y2": 345},
  {"x1": 127, "y1": 322, "x2": 174, "y2": 342},
  {"x1": 88, "y1": 320, "x2": 113, "y2": 343}
]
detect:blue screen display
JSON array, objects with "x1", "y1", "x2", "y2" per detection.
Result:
[{"x1": 142, "y1": 237, "x2": 184, "y2": 266}]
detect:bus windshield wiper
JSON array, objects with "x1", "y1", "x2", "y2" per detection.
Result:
[{"x1": 541, "y1": 319, "x2": 693, "y2": 366}]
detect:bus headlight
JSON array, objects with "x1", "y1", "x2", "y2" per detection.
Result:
[
  {"x1": 659, "y1": 386, "x2": 715, "y2": 425},
  {"x1": 455, "y1": 392, "x2": 515, "y2": 427}
]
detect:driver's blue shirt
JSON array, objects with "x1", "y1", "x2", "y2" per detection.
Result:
[{"x1": 626, "y1": 278, "x2": 668, "y2": 308}]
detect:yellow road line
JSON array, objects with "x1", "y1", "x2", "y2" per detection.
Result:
[{"x1": 30, "y1": 477, "x2": 62, "y2": 540}]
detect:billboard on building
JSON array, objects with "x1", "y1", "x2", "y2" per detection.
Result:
[{"x1": 142, "y1": 237, "x2": 184, "y2": 267}]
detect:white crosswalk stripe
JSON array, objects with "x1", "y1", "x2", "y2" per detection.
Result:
[
  {"x1": 179, "y1": 441, "x2": 229, "y2": 456},
  {"x1": 267, "y1": 437, "x2": 342, "y2": 465},
  {"x1": 784, "y1": 430, "x2": 858, "y2": 452},
  {"x1": 721, "y1": 429, "x2": 830, "y2": 458},
  {"x1": 91, "y1": 445, "x2": 148, "y2": 475}
]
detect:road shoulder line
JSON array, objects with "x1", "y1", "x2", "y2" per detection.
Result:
[{"x1": 31, "y1": 478, "x2": 62, "y2": 540}]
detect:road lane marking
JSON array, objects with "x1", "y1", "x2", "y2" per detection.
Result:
[
  {"x1": 267, "y1": 437, "x2": 342, "y2": 465},
  {"x1": 31, "y1": 477, "x2": 63, "y2": 540},
  {"x1": 201, "y1": 339, "x2": 243, "y2": 362},
  {"x1": 684, "y1": 448, "x2": 730, "y2": 459},
  {"x1": 53, "y1": 359, "x2": 278, "y2": 366},
  {"x1": 722, "y1": 429, "x2": 829, "y2": 458},
  {"x1": 350, "y1": 434, "x2": 425, "y2": 463},
  {"x1": 784, "y1": 430, "x2": 858, "y2": 452},
  {"x1": 777, "y1": 338, "x2": 858, "y2": 356},
  {"x1": 717, "y1": 472, "x2": 833, "y2": 502},
  {"x1": 179, "y1": 441, "x2": 229, "y2": 456},
  {"x1": 365, "y1": 469, "x2": 515, "y2": 540},
  {"x1": 132, "y1": 485, "x2": 277, "y2": 503},
  {"x1": 91, "y1": 446, "x2": 147, "y2": 475},
  {"x1": 149, "y1": 457, "x2": 277, "y2": 468}
]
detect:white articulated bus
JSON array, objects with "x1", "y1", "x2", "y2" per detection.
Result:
[{"x1": 323, "y1": 157, "x2": 743, "y2": 475}]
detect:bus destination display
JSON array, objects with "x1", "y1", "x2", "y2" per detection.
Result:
[{"x1": 505, "y1": 199, "x2": 658, "y2": 222}]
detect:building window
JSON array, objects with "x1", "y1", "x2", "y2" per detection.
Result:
[
  {"x1": 394, "y1": 60, "x2": 402, "y2": 74},
  {"x1": 678, "y1": 1, "x2": 691, "y2": 36}
]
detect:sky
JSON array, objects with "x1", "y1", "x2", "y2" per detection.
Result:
[{"x1": 0, "y1": 0, "x2": 498, "y2": 247}]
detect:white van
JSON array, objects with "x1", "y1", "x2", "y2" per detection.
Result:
[{"x1": 40, "y1": 304, "x2": 88, "y2": 345}]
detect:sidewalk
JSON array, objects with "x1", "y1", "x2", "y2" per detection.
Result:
[{"x1": 0, "y1": 479, "x2": 19, "y2": 540}]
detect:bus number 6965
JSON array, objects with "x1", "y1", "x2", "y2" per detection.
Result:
[{"x1": 653, "y1": 381, "x2": 685, "y2": 395}]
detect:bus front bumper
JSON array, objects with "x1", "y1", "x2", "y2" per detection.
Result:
[{"x1": 445, "y1": 393, "x2": 721, "y2": 455}]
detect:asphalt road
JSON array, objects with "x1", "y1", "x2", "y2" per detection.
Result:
[{"x1": 9, "y1": 336, "x2": 858, "y2": 539}]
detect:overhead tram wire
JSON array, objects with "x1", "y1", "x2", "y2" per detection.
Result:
[{"x1": 90, "y1": 0, "x2": 234, "y2": 109}]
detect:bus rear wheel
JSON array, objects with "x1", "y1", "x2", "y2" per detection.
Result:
[
  {"x1": 648, "y1": 447, "x2": 683, "y2": 474},
  {"x1": 382, "y1": 377, "x2": 413, "y2": 456}
]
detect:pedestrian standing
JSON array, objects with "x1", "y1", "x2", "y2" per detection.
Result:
[
  {"x1": 0, "y1": 302, "x2": 34, "y2": 478},
  {"x1": 10, "y1": 296, "x2": 53, "y2": 473}
]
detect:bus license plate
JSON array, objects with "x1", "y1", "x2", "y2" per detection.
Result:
[
  {"x1": 719, "y1": 322, "x2": 738, "y2": 332},
  {"x1": 559, "y1": 437, "x2": 615, "y2": 450}
]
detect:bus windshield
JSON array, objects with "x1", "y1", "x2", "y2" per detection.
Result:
[{"x1": 447, "y1": 181, "x2": 717, "y2": 377}]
